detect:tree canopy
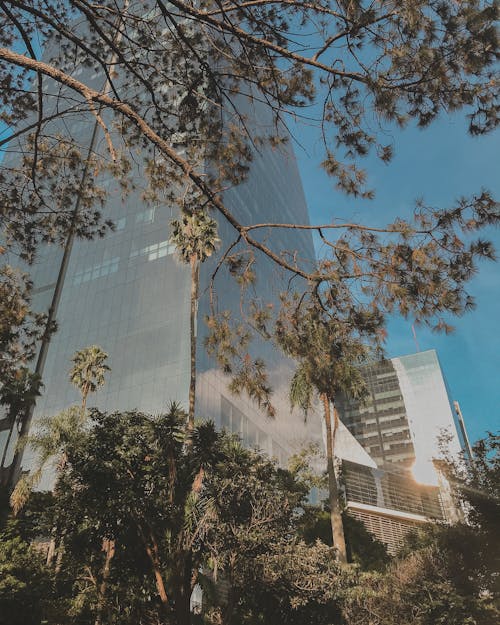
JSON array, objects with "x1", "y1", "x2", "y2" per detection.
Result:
[
  {"x1": 1, "y1": 1, "x2": 498, "y2": 416},
  {"x1": 1, "y1": 419, "x2": 498, "y2": 625},
  {"x1": 1, "y1": 0, "x2": 498, "y2": 312},
  {"x1": 2, "y1": 405, "x2": 349, "y2": 625}
]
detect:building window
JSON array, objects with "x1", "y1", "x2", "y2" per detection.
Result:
[
  {"x1": 129, "y1": 239, "x2": 174, "y2": 262},
  {"x1": 220, "y1": 395, "x2": 269, "y2": 452},
  {"x1": 72, "y1": 257, "x2": 119, "y2": 285},
  {"x1": 135, "y1": 207, "x2": 155, "y2": 224}
]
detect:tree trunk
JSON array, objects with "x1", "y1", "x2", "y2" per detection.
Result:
[
  {"x1": 188, "y1": 256, "x2": 199, "y2": 430},
  {"x1": 94, "y1": 538, "x2": 115, "y2": 625},
  {"x1": 192, "y1": 466, "x2": 204, "y2": 496},
  {"x1": 49, "y1": 453, "x2": 69, "y2": 571},
  {"x1": 145, "y1": 541, "x2": 169, "y2": 607},
  {"x1": 222, "y1": 560, "x2": 237, "y2": 625},
  {"x1": 172, "y1": 552, "x2": 193, "y2": 625},
  {"x1": 82, "y1": 382, "x2": 90, "y2": 413},
  {"x1": 135, "y1": 519, "x2": 170, "y2": 611},
  {"x1": 0, "y1": 412, "x2": 15, "y2": 470},
  {"x1": 321, "y1": 392, "x2": 347, "y2": 564},
  {"x1": 54, "y1": 531, "x2": 66, "y2": 573},
  {"x1": 46, "y1": 535, "x2": 57, "y2": 567}
]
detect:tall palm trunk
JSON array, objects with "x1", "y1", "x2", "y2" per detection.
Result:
[
  {"x1": 81, "y1": 381, "x2": 91, "y2": 413},
  {"x1": 50, "y1": 448, "x2": 71, "y2": 570},
  {"x1": 45, "y1": 534, "x2": 57, "y2": 566},
  {"x1": 321, "y1": 392, "x2": 347, "y2": 563},
  {"x1": 188, "y1": 255, "x2": 199, "y2": 430},
  {"x1": 0, "y1": 410, "x2": 15, "y2": 469}
]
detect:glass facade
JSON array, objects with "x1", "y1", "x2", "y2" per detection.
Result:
[
  {"x1": 0, "y1": 45, "x2": 323, "y2": 481},
  {"x1": 392, "y1": 350, "x2": 465, "y2": 483},
  {"x1": 337, "y1": 359, "x2": 416, "y2": 467},
  {"x1": 342, "y1": 457, "x2": 446, "y2": 554},
  {"x1": 342, "y1": 459, "x2": 444, "y2": 520},
  {"x1": 338, "y1": 350, "x2": 468, "y2": 480}
]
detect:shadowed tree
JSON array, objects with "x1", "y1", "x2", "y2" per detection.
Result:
[
  {"x1": 0, "y1": 523, "x2": 55, "y2": 625},
  {"x1": 171, "y1": 211, "x2": 219, "y2": 428},
  {"x1": 0, "y1": 265, "x2": 48, "y2": 391},
  {"x1": 50, "y1": 406, "x2": 226, "y2": 624},
  {"x1": 434, "y1": 431, "x2": 500, "y2": 599},
  {"x1": 9, "y1": 406, "x2": 88, "y2": 516},
  {"x1": 0, "y1": 368, "x2": 41, "y2": 477},
  {"x1": 342, "y1": 464, "x2": 500, "y2": 625},
  {"x1": 40, "y1": 404, "x2": 346, "y2": 625}
]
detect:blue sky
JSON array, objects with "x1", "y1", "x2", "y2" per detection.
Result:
[{"x1": 291, "y1": 113, "x2": 499, "y2": 444}]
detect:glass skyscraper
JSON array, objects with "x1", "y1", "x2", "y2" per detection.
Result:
[
  {"x1": 337, "y1": 358, "x2": 416, "y2": 467},
  {"x1": 0, "y1": 20, "x2": 471, "y2": 559},
  {"x1": 335, "y1": 350, "x2": 470, "y2": 551},
  {"x1": 337, "y1": 350, "x2": 468, "y2": 481},
  {"x1": 0, "y1": 48, "x2": 324, "y2": 482}
]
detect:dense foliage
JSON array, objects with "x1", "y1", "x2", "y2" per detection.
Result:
[
  {"x1": 3, "y1": 406, "x2": 347, "y2": 624},
  {"x1": 1, "y1": 426, "x2": 499, "y2": 625}
]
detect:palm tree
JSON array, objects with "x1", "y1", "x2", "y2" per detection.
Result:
[
  {"x1": 10, "y1": 345, "x2": 110, "y2": 514},
  {"x1": 277, "y1": 300, "x2": 382, "y2": 564},
  {"x1": 70, "y1": 345, "x2": 111, "y2": 411},
  {"x1": 289, "y1": 364, "x2": 353, "y2": 563},
  {"x1": 10, "y1": 405, "x2": 87, "y2": 515},
  {"x1": 171, "y1": 210, "x2": 219, "y2": 429}
]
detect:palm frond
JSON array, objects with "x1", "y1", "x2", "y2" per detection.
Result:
[
  {"x1": 10, "y1": 470, "x2": 39, "y2": 515},
  {"x1": 70, "y1": 345, "x2": 110, "y2": 397},
  {"x1": 289, "y1": 365, "x2": 314, "y2": 418},
  {"x1": 170, "y1": 210, "x2": 220, "y2": 264},
  {"x1": 11, "y1": 405, "x2": 88, "y2": 513}
]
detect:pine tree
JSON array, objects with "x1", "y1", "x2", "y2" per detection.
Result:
[{"x1": 1, "y1": 0, "x2": 498, "y2": 486}]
